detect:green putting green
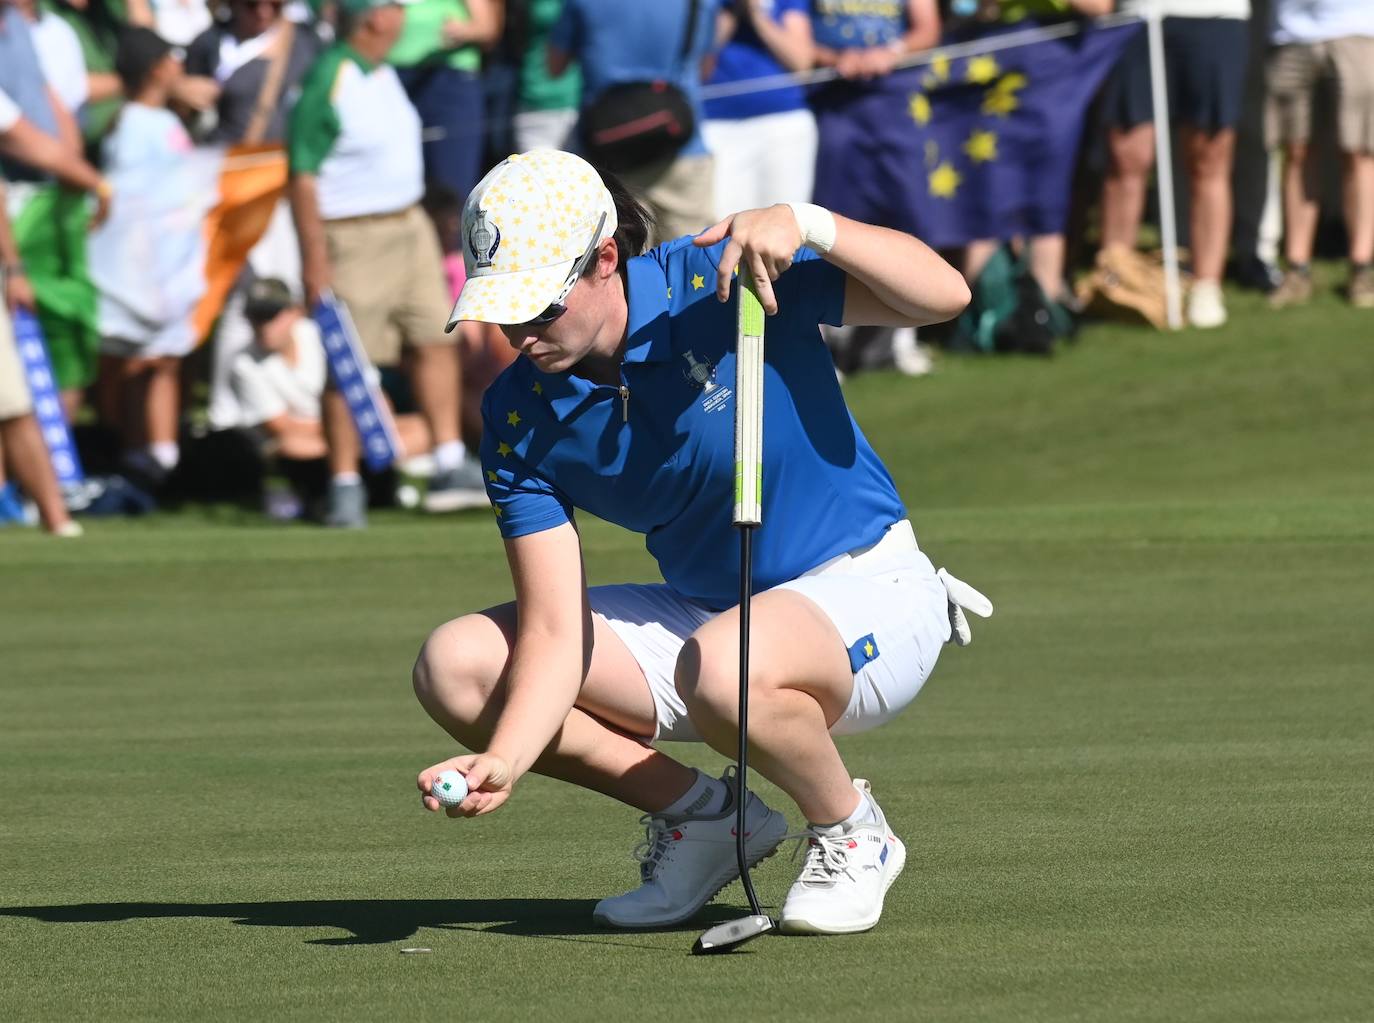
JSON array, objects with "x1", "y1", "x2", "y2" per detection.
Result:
[{"x1": 2, "y1": 281, "x2": 1371, "y2": 1020}]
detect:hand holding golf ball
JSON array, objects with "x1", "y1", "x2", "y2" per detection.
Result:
[
  {"x1": 419, "y1": 752, "x2": 515, "y2": 818},
  {"x1": 431, "y1": 770, "x2": 467, "y2": 807}
]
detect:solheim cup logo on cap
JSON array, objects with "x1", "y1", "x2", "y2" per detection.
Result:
[{"x1": 468, "y1": 209, "x2": 501, "y2": 270}]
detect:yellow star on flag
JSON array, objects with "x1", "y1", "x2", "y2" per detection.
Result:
[
  {"x1": 924, "y1": 139, "x2": 941, "y2": 169},
  {"x1": 506, "y1": 410, "x2": 521, "y2": 427},
  {"x1": 982, "y1": 73, "x2": 1027, "y2": 117},
  {"x1": 486, "y1": 470, "x2": 498, "y2": 483},
  {"x1": 691, "y1": 273, "x2": 705, "y2": 291},
  {"x1": 965, "y1": 55, "x2": 1000, "y2": 85},
  {"x1": 908, "y1": 93, "x2": 931, "y2": 126},
  {"x1": 963, "y1": 129, "x2": 998, "y2": 164},
  {"x1": 496, "y1": 441, "x2": 512, "y2": 457},
  {"x1": 929, "y1": 162, "x2": 962, "y2": 199},
  {"x1": 532, "y1": 381, "x2": 543, "y2": 395},
  {"x1": 930, "y1": 53, "x2": 950, "y2": 82}
]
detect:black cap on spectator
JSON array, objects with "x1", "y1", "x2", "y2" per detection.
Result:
[
  {"x1": 115, "y1": 26, "x2": 174, "y2": 96},
  {"x1": 244, "y1": 278, "x2": 297, "y2": 324}
]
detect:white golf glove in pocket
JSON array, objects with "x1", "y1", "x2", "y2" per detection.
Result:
[{"x1": 937, "y1": 568, "x2": 994, "y2": 646}]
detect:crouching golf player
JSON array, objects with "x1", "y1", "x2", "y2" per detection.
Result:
[{"x1": 413, "y1": 149, "x2": 983, "y2": 935}]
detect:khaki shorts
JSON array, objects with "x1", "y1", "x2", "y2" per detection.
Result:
[
  {"x1": 1266, "y1": 36, "x2": 1374, "y2": 152},
  {"x1": 620, "y1": 152, "x2": 716, "y2": 246},
  {"x1": 0, "y1": 302, "x2": 34, "y2": 420},
  {"x1": 324, "y1": 204, "x2": 452, "y2": 367}
]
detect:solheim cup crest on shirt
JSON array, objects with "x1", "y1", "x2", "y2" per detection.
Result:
[
  {"x1": 682, "y1": 350, "x2": 717, "y2": 393},
  {"x1": 468, "y1": 209, "x2": 501, "y2": 269}
]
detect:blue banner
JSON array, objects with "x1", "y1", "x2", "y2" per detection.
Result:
[
  {"x1": 312, "y1": 293, "x2": 402, "y2": 473},
  {"x1": 813, "y1": 20, "x2": 1142, "y2": 249},
  {"x1": 13, "y1": 307, "x2": 85, "y2": 487}
]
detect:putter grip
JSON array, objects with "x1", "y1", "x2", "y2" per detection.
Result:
[{"x1": 734, "y1": 277, "x2": 765, "y2": 526}]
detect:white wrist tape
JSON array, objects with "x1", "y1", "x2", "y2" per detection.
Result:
[{"x1": 785, "y1": 202, "x2": 837, "y2": 254}]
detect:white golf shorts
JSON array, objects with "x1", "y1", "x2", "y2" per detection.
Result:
[{"x1": 589, "y1": 519, "x2": 952, "y2": 743}]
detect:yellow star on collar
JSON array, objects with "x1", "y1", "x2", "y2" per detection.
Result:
[
  {"x1": 506, "y1": 410, "x2": 522, "y2": 427},
  {"x1": 496, "y1": 441, "x2": 512, "y2": 457},
  {"x1": 691, "y1": 273, "x2": 705, "y2": 291}
]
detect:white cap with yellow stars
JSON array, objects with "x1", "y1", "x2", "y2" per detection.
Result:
[{"x1": 445, "y1": 149, "x2": 618, "y2": 330}]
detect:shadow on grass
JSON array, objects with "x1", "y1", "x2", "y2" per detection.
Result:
[{"x1": 0, "y1": 898, "x2": 745, "y2": 952}]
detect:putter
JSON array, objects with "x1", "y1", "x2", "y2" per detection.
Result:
[{"x1": 692, "y1": 277, "x2": 774, "y2": 955}]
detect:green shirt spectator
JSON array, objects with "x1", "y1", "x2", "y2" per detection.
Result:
[
  {"x1": 388, "y1": 0, "x2": 481, "y2": 71},
  {"x1": 519, "y1": 0, "x2": 580, "y2": 113}
]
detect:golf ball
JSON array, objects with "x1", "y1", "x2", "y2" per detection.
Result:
[{"x1": 431, "y1": 769, "x2": 468, "y2": 808}]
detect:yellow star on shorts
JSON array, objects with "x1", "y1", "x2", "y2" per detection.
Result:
[
  {"x1": 496, "y1": 441, "x2": 512, "y2": 457},
  {"x1": 691, "y1": 274, "x2": 705, "y2": 290},
  {"x1": 506, "y1": 410, "x2": 521, "y2": 427}
]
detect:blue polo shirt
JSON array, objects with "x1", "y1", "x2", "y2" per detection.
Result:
[
  {"x1": 704, "y1": 0, "x2": 811, "y2": 122},
  {"x1": 550, "y1": 0, "x2": 721, "y2": 158},
  {"x1": 479, "y1": 236, "x2": 907, "y2": 611}
]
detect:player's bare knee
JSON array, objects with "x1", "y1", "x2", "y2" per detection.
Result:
[{"x1": 412, "y1": 618, "x2": 502, "y2": 722}]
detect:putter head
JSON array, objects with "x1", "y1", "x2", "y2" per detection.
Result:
[{"x1": 691, "y1": 914, "x2": 774, "y2": 955}]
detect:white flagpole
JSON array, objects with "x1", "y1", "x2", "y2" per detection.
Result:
[{"x1": 1146, "y1": 0, "x2": 1184, "y2": 329}]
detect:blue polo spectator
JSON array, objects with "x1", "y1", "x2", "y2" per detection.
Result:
[
  {"x1": 549, "y1": 0, "x2": 721, "y2": 242},
  {"x1": 702, "y1": 0, "x2": 816, "y2": 220}
]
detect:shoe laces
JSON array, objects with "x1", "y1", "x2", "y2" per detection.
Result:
[
  {"x1": 788, "y1": 827, "x2": 857, "y2": 886},
  {"x1": 631, "y1": 814, "x2": 683, "y2": 882}
]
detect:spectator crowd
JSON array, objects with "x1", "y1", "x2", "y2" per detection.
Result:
[{"x1": 1, "y1": 0, "x2": 1370, "y2": 533}]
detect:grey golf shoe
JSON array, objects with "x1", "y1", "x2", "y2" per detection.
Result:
[{"x1": 593, "y1": 771, "x2": 788, "y2": 929}]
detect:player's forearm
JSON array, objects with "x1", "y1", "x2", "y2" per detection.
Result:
[
  {"x1": 828, "y1": 214, "x2": 970, "y2": 325},
  {"x1": 487, "y1": 632, "x2": 585, "y2": 779}
]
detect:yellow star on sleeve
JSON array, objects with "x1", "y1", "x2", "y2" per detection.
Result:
[
  {"x1": 929, "y1": 162, "x2": 963, "y2": 199},
  {"x1": 506, "y1": 410, "x2": 521, "y2": 427},
  {"x1": 863, "y1": 640, "x2": 875, "y2": 658},
  {"x1": 486, "y1": 470, "x2": 498, "y2": 483},
  {"x1": 691, "y1": 273, "x2": 705, "y2": 291},
  {"x1": 496, "y1": 441, "x2": 512, "y2": 457},
  {"x1": 965, "y1": 55, "x2": 1000, "y2": 84},
  {"x1": 908, "y1": 93, "x2": 931, "y2": 126},
  {"x1": 963, "y1": 129, "x2": 998, "y2": 164}
]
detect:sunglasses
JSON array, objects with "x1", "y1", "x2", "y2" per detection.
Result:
[{"x1": 513, "y1": 212, "x2": 608, "y2": 328}]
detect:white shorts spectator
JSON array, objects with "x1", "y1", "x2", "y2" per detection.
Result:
[
  {"x1": 590, "y1": 519, "x2": 950, "y2": 742},
  {"x1": 514, "y1": 107, "x2": 578, "y2": 153},
  {"x1": 701, "y1": 108, "x2": 819, "y2": 222}
]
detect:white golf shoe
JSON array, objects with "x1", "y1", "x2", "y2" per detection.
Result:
[
  {"x1": 592, "y1": 770, "x2": 788, "y2": 929},
  {"x1": 779, "y1": 779, "x2": 906, "y2": 935}
]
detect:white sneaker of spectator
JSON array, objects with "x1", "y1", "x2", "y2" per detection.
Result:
[{"x1": 1187, "y1": 280, "x2": 1228, "y2": 329}]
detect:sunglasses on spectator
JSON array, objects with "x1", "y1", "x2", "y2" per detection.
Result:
[{"x1": 515, "y1": 212, "x2": 608, "y2": 328}]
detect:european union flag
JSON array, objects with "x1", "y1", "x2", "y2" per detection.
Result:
[{"x1": 813, "y1": 20, "x2": 1143, "y2": 249}]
